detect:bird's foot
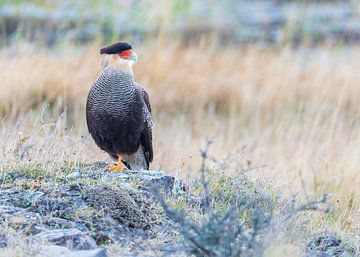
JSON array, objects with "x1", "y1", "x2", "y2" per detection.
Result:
[
  {"x1": 108, "y1": 164, "x2": 124, "y2": 172},
  {"x1": 108, "y1": 154, "x2": 124, "y2": 172}
]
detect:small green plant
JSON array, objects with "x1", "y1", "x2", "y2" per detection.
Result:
[
  {"x1": 72, "y1": 206, "x2": 94, "y2": 219},
  {"x1": 10, "y1": 197, "x2": 32, "y2": 209},
  {"x1": 12, "y1": 164, "x2": 48, "y2": 180}
]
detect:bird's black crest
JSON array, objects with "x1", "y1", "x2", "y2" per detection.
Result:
[{"x1": 100, "y1": 42, "x2": 132, "y2": 55}]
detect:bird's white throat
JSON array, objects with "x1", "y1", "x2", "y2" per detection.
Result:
[{"x1": 101, "y1": 54, "x2": 134, "y2": 76}]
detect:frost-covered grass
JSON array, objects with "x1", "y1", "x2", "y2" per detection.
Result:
[{"x1": 1, "y1": 43, "x2": 360, "y2": 255}]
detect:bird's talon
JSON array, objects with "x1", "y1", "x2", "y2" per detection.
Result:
[
  {"x1": 108, "y1": 154, "x2": 124, "y2": 172},
  {"x1": 108, "y1": 165, "x2": 124, "y2": 172}
]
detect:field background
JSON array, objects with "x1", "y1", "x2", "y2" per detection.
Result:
[{"x1": 1, "y1": 0, "x2": 360, "y2": 256}]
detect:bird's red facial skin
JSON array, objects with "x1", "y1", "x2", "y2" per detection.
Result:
[{"x1": 119, "y1": 50, "x2": 133, "y2": 60}]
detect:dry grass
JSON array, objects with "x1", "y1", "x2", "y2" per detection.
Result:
[{"x1": 1, "y1": 43, "x2": 360, "y2": 244}]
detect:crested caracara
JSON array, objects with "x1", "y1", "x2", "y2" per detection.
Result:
[{"x1": 86, "y1": 42, "x2": 153, "y2": 171}]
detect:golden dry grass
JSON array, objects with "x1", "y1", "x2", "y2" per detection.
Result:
[{"x1": 1, "y1": 43, "x2": 360, "y2": 241}]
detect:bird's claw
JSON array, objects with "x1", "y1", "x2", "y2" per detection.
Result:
[
  {"x1": 108, "y1": 154, "x2": 125, "y2": 172},
  {"x1": 108, "y1": 165, "x2": 124, "y2": 172}
]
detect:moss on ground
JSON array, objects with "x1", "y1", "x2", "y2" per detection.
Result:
[{"x1": 84, "y1": 184, "x2": 163, "y2": 229}]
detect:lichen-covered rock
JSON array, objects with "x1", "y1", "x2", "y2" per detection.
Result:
[
  {"x1": 0, "y1": 162, "x2": 182, "y2": 255},
  {"x1": 37, "y1": 245, "x2": 108, "y2": 257},
  {"x1": 306, "y1": 234, "x2": 356, "y2": 257},
  {"x1": 139, "y1": 175, "x2": 175, "y2": 195},
  {"x1": 0, "y1": 187, "x2": 44, "y2": 208},
  {"x1": 36, "y1": 245, "x2": 72, "y2": 257},
  {"x1": 0, "y1": 232, "x2": 7, "y2": 248},
  {"x1": 68, "y1": 248, "x2": 107, "y2": 257},
  {"x1": 82, "y1": 166, "x2": 179, "y2": 195},
  {"x1": 31, "y1": 229, "x2": 97, "y2": 251},
  {"x1": 84, "y1": 184, "x2": 163, "y2": 229},
  {"x1": 0, "y1": 205, "x2": 41, "y2": 234},
  {"x1": 28, "y1": 192, "x2": 86, "y2": 220},
  {"x1": 109, "y1": 170, "x2": 176, "y2": 194}
]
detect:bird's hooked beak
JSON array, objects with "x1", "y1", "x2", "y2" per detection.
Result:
[
  {"x1": 129, "y1": 51, "x2": 138, "y2": 62},
  {"x1": 119, "y1": 49, "x2": 137, "y2": 62}
]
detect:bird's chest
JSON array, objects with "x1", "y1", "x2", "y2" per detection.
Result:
[
  {"x1": 91, "y1": 74, "x2": 137, "y2": 106},
  {"x1": 87, "y1": 69, "x2": 144, "y2": 127},
  {"x1": 90, "y1": 88, "x2": 137, "y2": 118}
]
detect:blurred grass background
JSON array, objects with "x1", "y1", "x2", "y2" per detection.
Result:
[
  {"x1": 1, "y1": 0, "x2": 360, "y2": 46},
  {"x1": 1, "y1": 0, "x2": 360, "y2": 251}
]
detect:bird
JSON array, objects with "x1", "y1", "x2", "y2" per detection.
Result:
[{"x1": 86, "y1": 42, "x2": 153, "y2": 172}]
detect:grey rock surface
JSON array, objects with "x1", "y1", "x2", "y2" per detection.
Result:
[
  {"x1": 0, "y1": 232, "x2": 7, "y2": 248},
  {"x1": 37, "y1": 246, "x2": 107, "y2": 257},
  {"x1": 66, "y1": 171, "x2": 81, "y2": 179},
  {"x1": 140, "y1": 174, "x2": 175, "y2": 195},
  {"x1": 68, "y1": 248, "x2": 107, "y2": 257},
  {"x1": 305, "y1": 234, "x2": 356, "y2": 257},
  {"x1": 0, "y1": 163, "x2": 180, "y2": 254},
  {"x1": 32, "y1": 229, "x2": 97, "y2": 250},
  {"x1": 37, "y1": 245, "x2": 71, "y2": 257},
  {"x1": 0, "y1": 205, "x2": 41, "y2": 233}
]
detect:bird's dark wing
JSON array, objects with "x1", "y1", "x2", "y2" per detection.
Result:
[
  {"x1": 135, "y1": 83, "x2": 153, "y2": 168},
  {"x1": 86, "y1": 92, "x2": 117, "y2": 160}
]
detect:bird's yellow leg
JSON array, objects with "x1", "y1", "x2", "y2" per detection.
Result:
[{"x1": 109, "y1": 154, "x2": 124, "y2": 172}]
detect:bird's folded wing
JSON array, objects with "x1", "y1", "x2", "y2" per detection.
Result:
[{"x1": 134, "y1": 82, "x2": 155, "y2": 128}]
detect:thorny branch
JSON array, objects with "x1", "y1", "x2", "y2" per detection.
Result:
[
  {"x1": 154, "y1": 139, "x2": 332, "y2": 257},
  {"x1": 199, "y1": 138, "x2": 214, "y2": 213}
]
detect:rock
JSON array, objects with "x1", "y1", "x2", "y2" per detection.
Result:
[
  {"x1": 0, "y1": 205, "x2": 41, "y2": 234},
  {"x1": 32, "y1": 229, "x2": 97, "y2": 251},
  {"x1": 306, "y1": 234, "x2": 356, "y2": 257},
  {"x1": 120, "y1": 254, "x2": 155, "y2": 257},
  {"x1": 69, "y1": 248, "x2": 107, "y2": 257},
  {"x1": 44, "y1": 217, "x2": 78, "y2": 230},
  {"x1": 305, "y1": 253, "x2": 328, "y2": 257},
  {"x1": 28, "y1": 189, "x2": 87, "y2": 220},
  {"x1": 37, "y1": 246, "x2": 107, "y2": 257},
  {"x1": 66, "y1": 172, "x2": 81, "y2": 179},
  {"x1": 0, "y1": 188, "x2": 44, "y2": 208},
  {"x1": 140, "y1": 175, "x2": 175, "y2": 195},
  {"x1": 37, "y1": 245, "x2": 71, "y2": 257},
  {"x1": 0, "y1": 233, "x2": 7, "y2": 248},
  {"x1": 103, "y1": 170, "x2": 179, "y2": 195},
  {"x1": 0, "y1": 163, "x2": 182, "y2": 255}
]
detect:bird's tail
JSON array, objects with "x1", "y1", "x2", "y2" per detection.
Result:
[{"x1": 122, "y1": 147, "x2": 149, "y2": 171}]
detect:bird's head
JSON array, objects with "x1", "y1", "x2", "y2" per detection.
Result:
[{"x1": 100, "y1": 42, "x2": 137, "y2": 74}]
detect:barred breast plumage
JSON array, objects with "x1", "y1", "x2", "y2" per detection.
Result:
[{"x1": 86, "y1": 65, "x2": 153, "y2": 170}]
